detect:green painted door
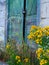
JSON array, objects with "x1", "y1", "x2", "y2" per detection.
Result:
[{"x1": 8, "y1": 0, "x2": 37, "y2": 44}]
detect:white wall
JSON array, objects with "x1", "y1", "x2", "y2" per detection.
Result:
[{"x1": 40, "y1": 0, "x2": 49, "y2": 27}]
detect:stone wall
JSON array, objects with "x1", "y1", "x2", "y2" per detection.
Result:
[
  {"x1": 40, "y1": 0, "x2": 49, "y2": 27},
  {"x1": 0, "y1": 0, "x2": 7, "y2": 46}
]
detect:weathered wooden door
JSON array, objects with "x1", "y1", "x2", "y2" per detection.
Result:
[{"x1": 8, "y1": 0, "x2": 37, "y2": 44}]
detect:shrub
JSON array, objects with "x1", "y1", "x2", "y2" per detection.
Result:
[{"x1": 28, "y1": 25, "x2": 49, "y2": 65}]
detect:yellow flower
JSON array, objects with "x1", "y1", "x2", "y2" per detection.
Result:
[
  {"x1": 35, "y1": 39, "x2": 40, "y2": 44},
  {"x1": 17, "y1": 59, "x2": 21, "y2": 63},
  {"x1": 37, "y1": 33, "x2": 43, "y2": 38},
  {"x1": 44, "y1": 26, "x2": 49, "y2": 30},
  {"x1": 27, "y1": 32, "x2": 35, "y2": 40},
  {"x1": 35, "y1": 38, "x2": 42, "y2": 44},
  {"x1": 45, "y1": 31, "x2": 49, "y2": 36},
  {"x1": 42, "y1": 28, "x2": 46, "y2": 32},
  {"x1": 36, "y1": 48, "x2": 43, "y2": 54},
  {"x1": 6, "y1": 44, "x2": 10, "y2": 49},
  {"x1": 16, "y1": 56, "x2": 20, "y2": 60},
  {"x1": 40, "y1": 59, "x2": 47, "y2": 65},
  {"x1": 30, "y1": 25, "x2": 37, "y2": 31},
  {"x1": 27, "y1": 35, "x2": 32, "y2": 39},
  {"x1": 34, "y1": 32, "x2": 38, "y2": 36},
  {"x1": 30, "y1": 32, "x2": 33, "y2": 37},
  {"x1": 36, "y1": 53, "x2": 40, "y2": 59},
  {"x1": 38, "y1": 35, "x2": 42, "y2": 38},
  {"x1": 18, "y1": 59, "x2": 21, "y2": 62},
  {"x1": 47, "y1": 49, "x2": 49, "y2": 53},
  {"x1": 24, "y1": 58, "x2": 29, "y2": 62},
  {"x1": 36, "y1": 48, "x2": 43, "y2": 59}
]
